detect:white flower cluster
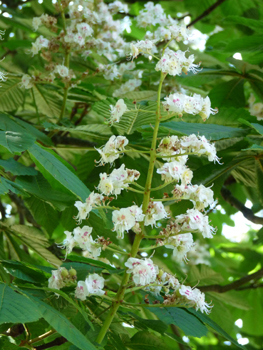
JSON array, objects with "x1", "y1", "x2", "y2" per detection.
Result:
[
  {"x1": 157, "y1": 134, "x2": 220, "y2": 163},
  {"x1": 130, "y1": 40, "x2": 157, "y2": 59},
  {"x1": 163, "y1": 92, "x2": 218, "y2": 120},
  {"x1": 32, "y1": 13, "x2": 57, "y2": 31},
  {"x1": 175, "y1": 208, "x2": 216, "y2": 239},
  {"x1": 75, "y1": 273, "x2": 105, "y2": 300},
  {"x1": 113, "y1": 79, "x2": 142, "y2": 97},
  {"x1": 136, "y1": 2, "x2": 167, "y2": 27},
  {"x1": 172, "y1": 184, "x2": 215, "y2": 211},
  {"x1": 30, "y1": 35, "x2": 49, "y2": 56},
  {"x1": 152, "y1": 23, "x2": 190, "y2": 42},
  {"x1": 155, "y1": 48, "x2": 200, "y2": 76},
  {"x1": 109, "y1": 99, "x2": 128, "y2": 124},
  {"x1": 61, "y1": 225, "x2": 102, "y2": 258},
  {"x1": 125, "y1": 257, "x2": 212, "y2": 313},
  {"x1": 125, "y1": 257, "x2": 159, "y2": 286},
  {"x1": 98, "y1": 164, "x2": 140, "y2": 196},
  {"x1": 248, "y1": 94, "x2": 263, "y2": 121},
  {"x1": 112, "y1": 205, "x2": 144, "y2": 239},
  {"x1": 48, "y1": 267, "x2": 76, "y2": 290},
  {"x1": 74, "y1": 191, "x2": 104, "y2": 223},
  {"x1": 165, "y1": 233, "x2": 194, "y2": 261},
  {"x1": 95, "y1": 135, "x2": 129, "y2": 166},
  {"x1": 157, "y1": 157, "x2": 193, "y2": 185}
]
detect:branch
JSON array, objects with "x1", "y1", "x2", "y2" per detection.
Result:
[
  {"x1": 199, "y1": 268, "x2": 263, "y2": 293},
  {"x1": 34, "y1": 337, "x2": 67, "y2": 350},
  {"x1": 187, "y1": 0, "x2": 227, "y2": 28},
  {"x1": 221, "y1": 186, "x2": 263, "y2": 225},
  {"x1": 51, "y1": 135, "x2": 96, "y2": 147}
]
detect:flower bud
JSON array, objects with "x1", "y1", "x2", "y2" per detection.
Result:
[
  {"x1": 60, "y1": 268, "x2": 69, "y2": 278},
  {"x1": 69, "y1": 268, "x2": 77, "y2": 277}
]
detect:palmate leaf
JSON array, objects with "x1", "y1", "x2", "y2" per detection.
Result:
[
  {"x1": 0, "y1": 78, "x2": 25, "y2": 111},
  {"x1": 0, "y1": 158, "x2": 37, "y2": 176},
  {"x1": 0, "y1": 131, "x2": 35, "y2": 154},
  {"x1": 20, "y1": 290, "x2": 98, "y2": 350},
  {"x1": 0, "y1": 282, "x2": 41, "y2": 324},
  {"x1": 92, "y1": 98, "x2": 157, "y2": 135},
  {"x1": 32, "y1": 85, "x2": 62, "y2": 119},
  {"x1": 9, "y1": 224, "x2": 61, "y2": 266},
  {"x1": 28, "y1": 144, "x2": 91, "y2": 202}
]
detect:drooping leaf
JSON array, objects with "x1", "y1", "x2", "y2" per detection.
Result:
[
  {"x1": 28, "y1": 144, "x2": 91, "y2": 201},
  {"x1": 0, "y1": 131, "x2": 35, "y2": 154},
  {"x1": 32, "y1": 85, "x2": 62, "y2": 119},
  {"x1": 0, "y1": 282, "x2": 41, "y2": 324},
  {"x1": 147, "y1": 306, "x2": 208, "y2": 338},
  {"x1": 0, "y1": 158, "x2": 37, "y2": 176},
  {"x1": 0, "y1": 78, "x2": 25, "y2": 112}
]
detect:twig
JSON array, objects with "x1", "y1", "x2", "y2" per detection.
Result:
[
  {"x1": 199, "y1": 268, "x2": 263, "y2": 293},
  {"x1": 221, "y1": 186, "x2": 263, "y2": 225},
  {"x1": 34, "y1": 337, "x2": 67, "y2": 350},
  {"x1": 187, "y1": 0, "x2": 227, "y2": 28}
]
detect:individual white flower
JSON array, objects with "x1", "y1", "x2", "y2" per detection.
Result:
[
  {"x1": 85, "y1": 273, "x2": 105, "y2": 296},
  {"x1": 61, "y1": 230, "x2": 76, "y2": 255},
  {"x1": 109, "y1": 99, "x2": 128, "y2": 124},
  {"x1": 75, "y1": 280, "x2": 89, "y2": 300},
  {"x1": 180, "y1": 168, "x2": 193, "y2": 186},
  {"x1": 20, "y1": 74, "x2": 33, "y2": 89},
  {"x1": 162, "y1": 93, "x2": 186, "y2": 115},
  {"x1": 125, "y1": 257, "x2": 158, "y2": 286},
  {"x1": 169, "y1": 23, "x2": 190, "y2": 42},
  {"x1": 32, "y1": 17, "x2": 42, "y2": 31},
  {"x1": 249, "y1": 98, "x2": 263, "y2": 120},
  {"x1": 144, "y1": 201, "x2": 169, "y2": 227},
  {"x1": 112, "y1": 207, "x2": 136, "y2": 238},
  {"x1": 179, "y1": 285, "x2": 212, "y2": 314},
  {"x1": 199, "y1": 96, "x2": 218, "y2": 121},
  {"x1": 129, "y1": 205, "x2": 145, "y2": 222},
  {"x1": 73, "y1": 33, "x2": 85, "y2": 46},
  {"x1": 30, "y1": 35, "x2": 49, "y2": 56},
  {"x1": 121, "y1": 16, "x2": 132, "y2": 33},
  {"x1": 165, "y1": 233, "x2": 194, "y2": 261},
  {"x1": 48, "y1": 268, "x2": 66, "y2": 290},
  {"x1": 175, "y1": 208, "x2": 216, "y2": 239},
  {"x1": 54, "y1": 64, "x2": 69, "y2": 78},
  {"x1": 96, "y1": 135, "x2": 129, "y2": 166},
  {"x1": 137, "y1": 2, "x2": 165, "y2": 27},
  {"x1": 76, "y1": 22, "x2": 93, "y2": 37}
]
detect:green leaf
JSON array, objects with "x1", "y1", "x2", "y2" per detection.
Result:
[
  {"x1": 0, "y1": 158, "x2": 37, "y2": 176},
  {"x1": 16, "y1": 173, "x2": 76, "y2": 211},
  {"x1": 25, "y1": 293, "x2": 98, "y2": 350},
  {"x1": 208, "y1": 78, "x2": 245, "y2": 108},
  {"x1": 32, "y1": 85, "x2": 62, "y2": 118},
  {"x1": 0, "y1": 78, "x2": 25, "y2": 112},
  {"x1": 125, "y1": 331, "x2": 174, "y2": 350},
  {"x1": 0, "y1": 337, "x2": 28, "y2": 349},
  {"x1": 140, "y1": 121, "x2": 248, "y2": 141},
  {"x1": 67, "y1": 254, "x2": 119, "y2": 273},
  {"x1": 25, "y1": 196, "x2": 59, "y2": 235},
  {"x1": 118, "y1": 90, "x2": 157, "y2": 101},
  {"x1": 28, "y1": 144, "x2": 91, "y2": 201},
  {"x1": 224, "y1": 16, "x2": 263, "y2": 31},
  {"x1": 225, "y1": 35, "x2": 263, "y2": 53},
  {"x1": 0, "y1": 131, "x2": 35, "y2": 154},
  {"x1": 187, "y1": 308, "x2": 245, "y2": 349},
  {"x1": 147, "y1": 306, "x2": 208, "y2": 338},
  {"x1": 9, "y1": 224, "x2": 62, "y2": 266},
  {"x1": 1, "y1": 260, "x2": 47, "y2": 283},
  {"x1": 92, "y1": 98, "x2": 157, "y2": 135},
  {"x1": 0, "y1": 177, "x2": 27, "y2": 196},
  {"x1": 0, "y1": 282, "x2": 41, "y2": 324}
]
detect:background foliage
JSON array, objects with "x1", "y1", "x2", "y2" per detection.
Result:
[{"x1": 0, "y1": 0, "x2": 263, "y2": 349}]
